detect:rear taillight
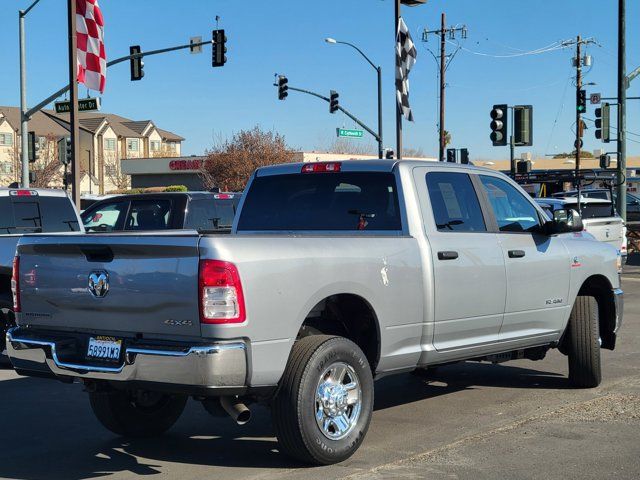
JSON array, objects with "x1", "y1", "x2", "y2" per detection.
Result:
[
  {"x1": 301, "y1": 162, "x2": 341, "y2": 173},
  {"x1": 11, "y1": 256, "x2": 20, "y2": 313},
  {"x1": 199, "y1": 260, "x2": 245, "y2": 324}
]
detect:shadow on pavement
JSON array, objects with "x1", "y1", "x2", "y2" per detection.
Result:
[{"x1": 0, "y1": 359, "x2": 567, "y2": 479}]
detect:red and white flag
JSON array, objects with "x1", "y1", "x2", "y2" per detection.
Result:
[{"x1": 76, "y1": 0, "x2": 106, "y2": 93}]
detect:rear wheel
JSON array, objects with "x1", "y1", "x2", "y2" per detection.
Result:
[
  {"x1": 272, "y1": 335, "x2": 374, "y2": 465},
  {"x1": 89, "y1": 389, "x2": 187, "y2": 437},
  {"x1": 567, "y1": 296, "x2": 602, "y2": 388}
]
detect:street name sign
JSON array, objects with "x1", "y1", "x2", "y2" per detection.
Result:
[
  {"x1": 54, "y1": 97, "x2": 101, "y2": 113},
  {"x1": 336, "y1": 128, "x2": 364, "y2": 138}
]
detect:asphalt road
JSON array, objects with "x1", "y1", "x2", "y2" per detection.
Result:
[{"x1": 1, "y1": 273, "x2": 639, "y2": 480}]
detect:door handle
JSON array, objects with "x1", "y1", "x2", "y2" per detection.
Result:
[
  {"x1": 438, "y1": 251, "x2": 459, "y2": 260},
  {"x1": 508, "y1": 250, "x2": 526, "y2": 258}
]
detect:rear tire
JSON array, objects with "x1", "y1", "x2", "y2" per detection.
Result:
[
  {"x1": 89, "y1": 389, "x2": 187, "y2": 437},
  {"x1": 272, "y1": 335, "x2": 374, "y2": 465},
  {"x1": 568, "y1": 296, "x2": 602, "y2": 388}
]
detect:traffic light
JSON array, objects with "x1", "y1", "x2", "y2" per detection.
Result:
[
  {"x1": 329, "y1": 90, "x2": 339, "y2": 114},
  {"x1": 58, "y1": 137, "x2": 71, "y2": 166},
  {"x1": 212, "y1": 29, "x2": 227, "y2": 67},
  {"x1": 599, "y1": 154, "x2": 611, "y2": 169},
  {"x1": 516, "y1": 160, "x2": 532, "y2": 174},
  {"x1": 577, "y1": 89, "x2": 587, "y2": 113},
  {"x1": 595, "y1": 102, "x2": 610, "y2": 143},
  {"x1": 460, "y1": 148, "x2": 469, "y2": 164},
  {"x1": 513, "y1": 105, "x2": 533, "y2": 146},
  {"x1": 490, "y1": 104, "x2": 508, "y2": 146},
  {"x1": 446, "y1": 148, "x2": 457, "y2": 163},
  {"x1": 27, "y1": 131, "x2": 39, "y2": 163},
  {"x1": 130, "y1": 45, "x2": 144, "y2": 81},
  {"x1": 277, "y1": 76, "x2": 289, "y2": 100}
]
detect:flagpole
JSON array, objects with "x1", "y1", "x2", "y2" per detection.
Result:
[
  {"x1": 395, "y1": 0, "x2": 402, "y2": 160},
  {"x1": 67, "y1": 0, "x2": 80, "y2": 208}
]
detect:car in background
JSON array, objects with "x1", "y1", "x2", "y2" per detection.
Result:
[
  {"x1": 80, "y1": 192, "x2": 242, "y2": 233},
  {"x1": 80, "y1": 194, "x2": 119, "y2": 212},
  {"x1": 536, "y1": 197, "x2": 626, "y2": 256},
  {"x1": 0, "y1": 188, "x2": 82, "y2": 362},
  {"x1": 552, "y1": 188, "x2": 640, "y2": 221}
]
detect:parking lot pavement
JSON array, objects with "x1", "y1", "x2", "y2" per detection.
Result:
[{"x1": 1, "y1": 275, "x2": 638, "y2": 480}]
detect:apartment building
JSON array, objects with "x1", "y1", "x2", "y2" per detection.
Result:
[{"x1": 0, "y1": 106, "x2": 184, "y2": 194}]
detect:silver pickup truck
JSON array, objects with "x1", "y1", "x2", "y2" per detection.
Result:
[{"x1": 7, "y1": 160, "x2": 623, "y2": 465}]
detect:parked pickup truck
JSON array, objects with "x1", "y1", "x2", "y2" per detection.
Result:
[
  {"x1": 536, "y1": 197, "x2": 626, "y2": 256},
  {"x1": 80, "y1": 192, "x2": 241, "y2": 233},
  {"x1": 7, "y1": 161, "x2": 623, "y2": 465},
  {"x1": 0, "y1": 188, "x2": 82, "y2": 362}
]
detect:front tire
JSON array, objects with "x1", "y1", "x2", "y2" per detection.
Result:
[
  {"x1": 89, "y1": 389, "x2": 187, "y2": 437},
  {"x1": 272, "y1": 335, "x2": 374, "y2": 465},
  {"x1": 568, "y1": 296, "x2": 602, "y2": 388}
]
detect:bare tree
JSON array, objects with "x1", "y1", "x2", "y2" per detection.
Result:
[
  {"x1": 103, "y1": 151, "x2": 130, "y2": 191},
  {"x1": 200, "y1": 126, "x2": 294, "y2": 192},
  {"x1": 16, "y1": 133, "x2": 64, "y2": 188},
  {"x1": 323, "y1": 138, "x2": 376, "y2": 156}
]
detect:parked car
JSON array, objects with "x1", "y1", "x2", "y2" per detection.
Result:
[
  {"x1": 0, "y1": 188, "x2": 82, "y2": 362},
  {"x1": 80, "y1": 192, "x2": 241, "y2": 232},
  {"x1": 552, "y1": 188, "x2": 640, "y2": 221},
  {"x1": 536, "y1": 197, "x2": 626, "y2": 256},
  {"x1": 7, "y1": 162, "x2": 622, "y2": 464}
]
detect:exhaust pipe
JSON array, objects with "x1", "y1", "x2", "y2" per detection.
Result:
[{"x1": 220, "y1": 396, "x2": 251, "y2": 425}]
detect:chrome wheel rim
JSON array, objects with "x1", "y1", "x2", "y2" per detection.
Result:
[{"x1": 315, "y1": 362, "x2": 362, "y2": 440}]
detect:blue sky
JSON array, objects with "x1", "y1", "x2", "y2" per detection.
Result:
[{"x1": 0, "y1": 0, "x2": 638, "y2": 160}]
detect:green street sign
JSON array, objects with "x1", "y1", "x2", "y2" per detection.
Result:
[
  {"x1": 54, "y1": 97, "x2": 101, "y2": 113},
  {"x1": 336, "y1": 128, "x2": 364, "y2": 138}
]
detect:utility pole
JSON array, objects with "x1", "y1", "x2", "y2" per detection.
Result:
[
  {"x1": 575, "y1": 35, "x2": 582, "y2": 178},
  {"x1": 67, "y1": 0, "x2": 81, "y2": 208},
  {"x1": 439, "y1": 13, "x2": 446, "y2": 163},
  {"x1": 617, "y1": 0, "x2": 627, "y2": 221},
  {"x1": 423, "y1": 15, "x2": 467, "y2": 161},
  {"x1": 18, "y1": 0, "x2": 41, "y2": 187}
]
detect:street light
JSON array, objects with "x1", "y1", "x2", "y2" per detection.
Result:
[{"x1": 324, "y1": 37, "x2": 383, "y2": 159}]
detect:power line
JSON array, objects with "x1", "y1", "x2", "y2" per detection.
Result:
[{"x1": 448, "y1": 39, "x2": 571, "y2": 58}]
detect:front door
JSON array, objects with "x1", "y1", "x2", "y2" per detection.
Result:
[
  {"x1": 417, "y1": 170, "x2": 507, "y2": 352},
  {"x1": 477, "y1": 174, "x2": 571, "y2": 339}
]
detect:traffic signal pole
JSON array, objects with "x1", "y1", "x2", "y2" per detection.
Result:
[
  {"x1": 616, "y1": 0, "x2": 627, "y2": 221},
  {"x1": 67, "y1": 0, "x2": 81, "y2": 208}
]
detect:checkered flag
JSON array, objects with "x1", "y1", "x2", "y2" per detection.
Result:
[
  {"x1": 396, "y1": 17, "x2": 417, "y2": 122},
  {"x1": 76, "y1": 0, "x2": 106, "y2": 93}
]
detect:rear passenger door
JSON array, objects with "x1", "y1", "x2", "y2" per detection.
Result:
[
  {"x1": 417, "y1": 170, "x2": 507, "y2": 351},
  {"x1": 478, "y1": 174, "x2": 571, "y2": 338}
]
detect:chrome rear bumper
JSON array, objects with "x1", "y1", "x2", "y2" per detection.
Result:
[{"x1": 6, "y1": 327, "x2": 247, "y2": 389}]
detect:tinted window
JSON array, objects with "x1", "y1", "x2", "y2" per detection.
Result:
[
  {"x1": 426, "y1": 172, "x2": 486, "y2": 232},
  {"x1": 480, "y1": 175, "x2": 540, "y2": 232},
  {"x1": 0, "y1": 196, "x2": 79, "y2": 233},
  {"x1": 187, "y1": 198, "x2": 239, "y2": 231},
  {"x1": 39, "y1": 197, "x2": 81, "y2": 232},
  {"x1": 565, "y1": 203, "x2": 614, "y2": 219},
  {"x1": 82, "y1": 201, "x2": 128, "y2": 232},
  {"x1": 124, "y1": 200, "x2": 172, "y2": 230},
  {"x1": 238, "y1": 172, "x2": 401, "y2": 231}
]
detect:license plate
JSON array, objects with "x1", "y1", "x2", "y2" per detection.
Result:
[{"x1": 87, "y1": 336, "x2": 122, "y2": 361}]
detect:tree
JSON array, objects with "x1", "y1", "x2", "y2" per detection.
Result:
[
  {"x1": 17, "y1": 133, "x2": 64, "y2": 188},
  {"x1": 104, "y1": 151, "x2": 130, "y2": 192},
  {"x1": 200, "y1": 126, "x2": 294, "y2": 192},
  {"x1": 324, "y1": 138, "x2": 376, "y2": 156}
]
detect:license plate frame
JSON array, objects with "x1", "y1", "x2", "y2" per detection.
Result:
[{"x1": 86, "y1": 336, "x2": 122, "y2": 362}]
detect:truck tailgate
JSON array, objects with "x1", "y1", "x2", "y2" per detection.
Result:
[
  {"x1": 583, "y1": 218, "x2": 623, "y2": 251},
  {"x1": 16, "y1": 233, "x2": 201, "y2": 338}
]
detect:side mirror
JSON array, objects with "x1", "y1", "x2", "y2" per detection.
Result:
[{"x1": 546, "y1": 208, "x2": 583, "y2": 235}]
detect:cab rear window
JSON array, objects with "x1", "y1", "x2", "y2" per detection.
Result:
[
  {"x1": 237, "y1": 172, "x2": 402, "y2": 231},
  {"x1": 565, "y1": 203, "x2": 615, "y2": 219},
  {"x1": 0, "y1": 196, "x2": 80, "y2": 233}
]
